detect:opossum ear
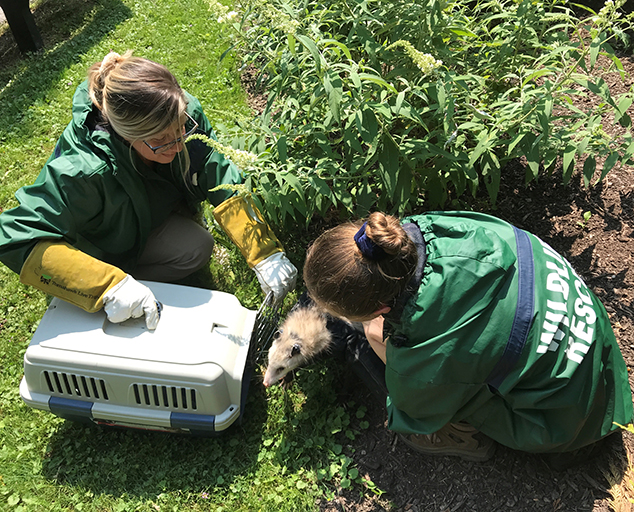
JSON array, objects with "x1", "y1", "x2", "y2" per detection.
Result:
[
  {"x1": 290, "y1": 343, "x2": 301, "y2": 357},
  {"x1": 274, "y1": 329, "x2": 282, "y2": 340}
]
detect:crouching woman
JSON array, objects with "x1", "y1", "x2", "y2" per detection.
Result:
[
  {"x1": 0, "y1": 51, "x2": 296, "y2": 330},
  {"x1": 304, "y1": 211, "x2": 633, "y2": 466}
]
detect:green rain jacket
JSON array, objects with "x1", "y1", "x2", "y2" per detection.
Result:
[
  {"x1": 0, "y1": 81, "x2": 241, "y2": 275},
  {"x1": 385, "y1": 212, "x2": 633, "y2": 453}
]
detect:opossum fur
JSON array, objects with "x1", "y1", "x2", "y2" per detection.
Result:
[{"x1": 263, "y1": 305, "x2": 332, "y2": 387}]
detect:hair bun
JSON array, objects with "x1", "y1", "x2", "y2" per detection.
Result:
[
  {"x1": 366, "y1": 212, "x2": 409, "y2": 256},
  {"x1": 99, "y1": 51, "x2": 122, "y2": 79}
]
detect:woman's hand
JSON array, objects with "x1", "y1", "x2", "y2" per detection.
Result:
[{"x1": 102, "y1": 275, "x2": 160, "y2": 330}]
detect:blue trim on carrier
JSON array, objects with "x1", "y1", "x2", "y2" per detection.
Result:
[
  {"x1": 49, "y1": 396, "x2": 94, "y2": 423},
  {"x1": 170, "y1": 412, "x2": 216, "y2": 431},
  {"x1": 46, "y1": 396, "x2": 222, "y2": 433}
]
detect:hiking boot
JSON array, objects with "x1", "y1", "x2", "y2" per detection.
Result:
[{"x1": 399, "y1": 422, "x2": 496, "y2": 462}]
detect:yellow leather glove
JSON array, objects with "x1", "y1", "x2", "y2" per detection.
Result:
[
  {"x1": 213, "y1": 195, "x2": 298, "y2": 299},
  {"x1": 20, "y1": 240, "x2": 126, "y2": 313},
  {"x1": 212, "y1": 195, "x2": 283, "y2": 268}
]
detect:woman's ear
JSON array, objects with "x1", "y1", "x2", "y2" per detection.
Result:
[{"x1": 373, "y1": 305, "x2": 391, "y2": 316}]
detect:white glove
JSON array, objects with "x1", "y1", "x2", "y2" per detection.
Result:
[
  {"x1": 102, "y1": 275, "x2": 160, "y2": 330},
  {"x1": 253, "y1": 252, "x2": 297, "y2": 300}
]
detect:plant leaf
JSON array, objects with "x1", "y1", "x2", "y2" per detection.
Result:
[
  {"x1": 277, "y1": 136, "x2": 288, "y2": 163},
  {"x1": 599, "y1": 151, "x2": 619, "y2": 182},
  {"x1": 323, "y1": 70, "x2": 343, "y2": 123},
  {"x1": 296, "y1": 34, "x2": 323, "y2": 74},
  {"x1": 582, "y1": 156, "x2": 596, "y2": 188},
  {"x1": 358, "y1": 73, "x2": 398, "y2": 94}
]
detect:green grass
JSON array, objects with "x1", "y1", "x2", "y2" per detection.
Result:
[{"x1": 0, "y1": 1, "x2": 385, "y2": 510}]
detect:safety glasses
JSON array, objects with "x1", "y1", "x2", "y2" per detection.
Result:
[{"x1": 143, "y1": 112, "x2": 198, "y2": 154}]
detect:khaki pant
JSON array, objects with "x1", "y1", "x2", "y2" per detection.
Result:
[{"x1": 133, "y1": 213, "x2": 214, "y2": 282}]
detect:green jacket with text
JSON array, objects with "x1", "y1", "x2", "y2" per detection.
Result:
[{"x1": 385, "y1": 211, "x2": 633, "y2": 453}]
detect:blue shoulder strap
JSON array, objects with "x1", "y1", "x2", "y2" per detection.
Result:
[{"x1": 485, "y1": 226, "x2": 535, "y2": 391}]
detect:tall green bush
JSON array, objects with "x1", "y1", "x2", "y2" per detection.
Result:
[{"x1": 210, "y1": 0, "x2": 634, "y2": 226}]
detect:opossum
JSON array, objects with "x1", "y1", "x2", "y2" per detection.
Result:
[{"x1": 263, "y1": 304, "x2": 333, "y2": 387}]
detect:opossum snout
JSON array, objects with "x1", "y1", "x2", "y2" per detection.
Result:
[
  {"x1": 263, "y1": 364, "x2": 287, "y2": 387},
  {"x1": 262, "y1": 342, "x2": 303, "y2": 387}
]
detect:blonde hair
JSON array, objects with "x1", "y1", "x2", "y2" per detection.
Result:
[
  {"x1": 304, "y1": 212, "x2": 418, "y2": 319},
  {"x1": 87, "y1": 51, "x2": 191, "y2": 174}
]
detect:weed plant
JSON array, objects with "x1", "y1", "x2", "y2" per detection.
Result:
[
  {"x1": 0, "y1": 0, "x2": 378, "y2": 510},
  {"x1": 213, "y1": 0, "x2": 634, "y2": 226}
]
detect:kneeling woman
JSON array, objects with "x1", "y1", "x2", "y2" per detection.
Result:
[
  {"x1": 0, "y1": 51, "x2": 296, "y2": 330},
  {"x1": 304, "y1": 211, "x2": 633, "y2": 463}
]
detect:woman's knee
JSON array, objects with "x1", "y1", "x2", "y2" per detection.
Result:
[{"x1": 189, "y1": 228, "x2": 214, "y2": 269}]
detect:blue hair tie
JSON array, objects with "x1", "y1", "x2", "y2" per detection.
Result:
[{"x1": 354, "y1": 222, "x2": 387, "y2": 260}]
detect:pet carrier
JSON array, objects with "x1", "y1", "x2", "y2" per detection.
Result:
[{"x1": 19, "y1": 281, "x2": 281, "y2": 434}]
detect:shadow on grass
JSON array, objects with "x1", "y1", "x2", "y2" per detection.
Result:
[
  {"x1": 40, "y1": 380, "x2": 270, "y2": 498},
  {"x1": 0, "y1": 0, "x2": 131, "y2": 126}
]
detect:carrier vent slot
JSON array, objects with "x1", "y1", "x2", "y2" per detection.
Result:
[
  {"x1": 100, "y1": 380, "x2": 109, "y2": 400},
  {"x1": 91, "y1": 378, "x2": 100, "y2": 399},
  {"x1": 52, "y1": 372, "x2": 62, "y2": 393},
  {"x1": 80, "y1": 376, "x2": 91, "y2": 398},
  {"x1": 42, "y1": 371, "x2": 108, "y2": 401},
  {"x1": 44, "y1": 372, "x2": 54, "y2": 392},
  {"x1": 62, "y1": 373, "x2": 72, "y2": 394},
  {"x1": 132, "y1": 384, "x2": 198, "y2": 410},
  {"x1": 71, "y1": 375, "x2": 81, "y2": 396}
]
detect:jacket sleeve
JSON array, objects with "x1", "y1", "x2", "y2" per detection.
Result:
[{"x1": 0, "y1": 157, "x2": 106, "y2": 274}]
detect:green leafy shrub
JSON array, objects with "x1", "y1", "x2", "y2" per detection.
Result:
[{"x1": 211, "y1": 0, "x2": 634, "y2": 226}]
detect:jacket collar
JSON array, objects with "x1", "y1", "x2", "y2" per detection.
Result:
[{"x1": 382, "y1": 222, "x2": 426, "y2": 346}]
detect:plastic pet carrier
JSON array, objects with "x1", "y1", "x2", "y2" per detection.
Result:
[{"x1": 19, "y1": 281, "x2": 280, "y2": 435}]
